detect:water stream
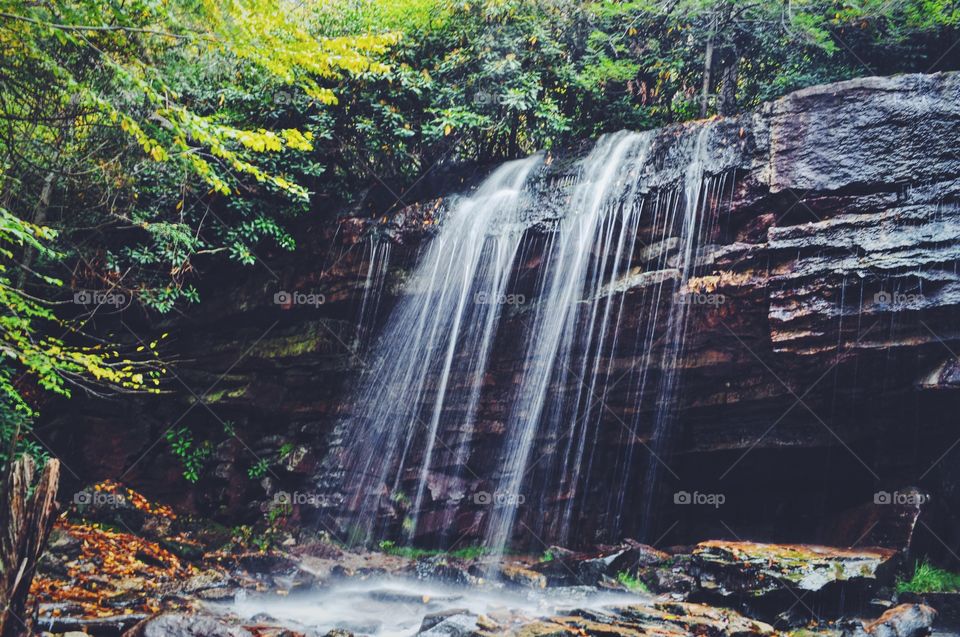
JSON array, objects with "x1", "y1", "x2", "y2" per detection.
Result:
[
  {"x1": 334, "y1": 156, "x2": 542, "y2": 544},
  {"x1": 330, "y1": 125, "x2": 727, "y2": 556},
  {"x1": 228, "y1": 577, "x2": 639, "y2": 637}
]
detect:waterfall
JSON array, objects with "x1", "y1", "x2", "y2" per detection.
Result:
[
  {"x1": 331, "y1": 124, "x2": 727, "y2": 555},
  {"x1": 354, "y1": 236, "x2": 392, "y2": 350},
  {"x1": 481, "y1": 132, "x2": 655, "y2": 558},
  {"x1": 334, "y1": 155, "x2": 542, "y2": 545},
  {"x1": 637, "y1": 126, "x2": 725, "y2": 541}
]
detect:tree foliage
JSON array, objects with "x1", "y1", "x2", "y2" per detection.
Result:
[
  {"x1": 0, "y1": 0, "x2": 956, "y2": 453},
  {"x1": 0, "y1": 0, "x2": 395, "y2": 451}
]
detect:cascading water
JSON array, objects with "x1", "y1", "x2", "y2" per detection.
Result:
[
  {"x1": 332, "y1": 155, "x2": 542, "y2": 544},
  {"x1": 482, "y1": 132, "x2": 656, "y2": 559},
  {"x1": 353, "y1": 236, "x2": 392, "y2": 350},
  {"x1": 636, "y1": 126, "x2": 726, "y2": 541},
  {"x1": 481, "y1": 126, "x2": 726, "y2": 554},
  {"x1": 330, "y1": 123, "x2": 729, "y2": 556}
]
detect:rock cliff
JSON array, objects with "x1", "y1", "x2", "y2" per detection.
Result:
[{"x1": 42, "y1": 72, "x2": 960, "y2": 560}]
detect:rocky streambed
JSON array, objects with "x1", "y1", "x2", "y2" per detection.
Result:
[{"x1": 27, "y1": 482, "x2": 957, "y2": 637}]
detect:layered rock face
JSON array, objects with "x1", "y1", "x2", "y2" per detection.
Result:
[
  {"x1": 315, "y1": 72, "x2": 960, "y2": 552},
  {"x1": 43, "y1": 72, "x2": 960, "y2": 558}
]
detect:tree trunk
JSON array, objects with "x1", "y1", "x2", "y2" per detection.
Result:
[
  {"x1": 719, "y1": 55, "x2": 739, "y2": 116},
  {"x1": 0, "y1": 456, "x2": 61, "y2": 637},
  {"x1": 16, "y1": 171, "x2": 55, "y2": 289},
  {"x1": 700, "y1": 11, "x2": 717, "y2": 118}
]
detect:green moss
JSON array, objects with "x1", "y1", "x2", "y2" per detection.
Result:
[
  {"x1": 250, "y1": 322, "x2": 340, "y2": 359},
  {"x1": 198, "y1": 384, "x2": 248, "y2": 403},
  {"x1": 897, "y1": 560, "x2": 960, "y2": 593},
  {"x1": 378, "y1": 540, "x2": 488, "y2": 561},
  {"x1": 616, "y1": 570, "x2": 650, "y2": 593}
]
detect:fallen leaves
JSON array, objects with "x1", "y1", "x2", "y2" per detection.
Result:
[{"x1": 31, "y1": 519, "x2": 192, "y2": 618}]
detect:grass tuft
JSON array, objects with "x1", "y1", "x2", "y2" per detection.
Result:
[
  {"x1": 616, "y1": 570, "x2": 650, "y2": 593},
  {"x1": 378, "y1": 540, "x2": 487, "y2": 560},
  {"x1": 896, "y1": 560, "x2": 960, "y2": 593}
]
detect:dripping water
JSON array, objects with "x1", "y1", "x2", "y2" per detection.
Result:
[
  {"x1": 354, "y1": 237, "x2": 392, "y2": 350},
  {"x1": 483, "y1": 132, "x2": 656, "y2": 560},
  {"x1": 333, "y1": 155, "x2": 542, "y2": 545}
]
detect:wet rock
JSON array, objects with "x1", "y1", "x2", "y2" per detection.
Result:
[
  {"x1": 367, "y1": 588, "x2": 451, "y2": 605},
  {"x1": 44, "y1": 614, "x2": 151, "y2": 635},
  {"x1": 410, "y1": 555, "x2": 474, "y2": 585},
  {"x1": 532, "y1": 541, "x2": 668, "y2": 586},
  {"x1": 246, "y1": 629, "x2": 305, "y2": 637},
  {"x1": 821, "y1": 488, "x2": 927, "y2": 553},
  {"x1": 549, "y1": 600, "x2": 777, "y2": 636},
  {"x1": 692, "y1": 541, "x2": 898, "y2": 596},
  {"x1": 899, "y1": 591, "x2": 960, "y2": 629},
  {"x1": 645, "y1": 562, "x2": 697, "y2": 595},
  {"x1": 46, "y1": 70, "x2": 960, "y2": 556},
  {"x1": 123, "y1": 614, "x2": 253, "y2": 637},
  {"x1": 420, "y1": 609, "x2": 473, "y2": 632},
  {"x1": 196, "y1": 587, "x2": 239, "y2": 601},
  {"x1": 70, "y1": 482, "x2": 176, "y2": 541},
  {"x1": 496, "y1": 563, "x2": 547, "y2": 589},
  {"x1": 512, "y1": 622, "x2": 574, "y2": 637},
  {"x1": 332, "y1": 619, "x2": 382, "y2": 634},
  {"x1": 47, "y1": 526, "x2": 82, "y2": 557},
  {"x1": 270, "y1": 566, "x2": 317, "y2": 593},
  {"x1": 234, "y1": 550, "x2": 299, "y2": 575},
  {"x1": 861, "y1": 603, "x2": 937, "y2": 637},
  {"x1": 417, "y1": 610, "x2": 479, "y2": 636},
  {"x1": 180, "y1": 569, "x2": 232, "y2": 594}
]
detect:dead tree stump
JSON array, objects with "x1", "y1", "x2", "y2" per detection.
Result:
[{"x1": 0, "y1": 456, "x2": 60, "y2": 637}]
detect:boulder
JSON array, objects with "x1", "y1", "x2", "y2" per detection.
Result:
[
  {"x1": 820, "y1": 488, "x2": 927, "y2": 553},
  {"x1": 410, "y1": 555, "x2": 475, "y2": 585},
  {"x1": 45, "y1": 614, "x2": 151, "y2": 635},
  {"x1": 692, "y1": 541, "x2": 898, "y2": 596},
  {"x1": 859, "y1": 603, "x2": 937, "y2": 637},
  {"x1": 123, "y1": 613, "x2": 253, "y2": 637},
  {"x1": 548, "y1": 600, "x2": 777, "y2": 636},
  {"x1": 496, "y1": 562, "x2": 547, "y2": 589},
  {"x1": 531, "y1": 541, "x2": 669, "y2": 586},
  {"x1": 417, "y1": 610, "x2": 479, "y2": 636}
]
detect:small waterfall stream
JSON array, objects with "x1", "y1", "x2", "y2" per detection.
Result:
[
  {"x1": 483, "y1": 132, "x2": 655, "y2": 559},
  {"x1": 331, "y1": 124, "x2": 729, "y2": 556},
  {"x1": 335, "y1": 155, "x2": 542, "y2": 544},
  {"x1": 354, "y1": 237, "x2": 392, "y2": 350}
]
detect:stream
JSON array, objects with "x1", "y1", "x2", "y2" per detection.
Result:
[{"x1": 227, "y1": 577, "x2": 640, "y2": 637}]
